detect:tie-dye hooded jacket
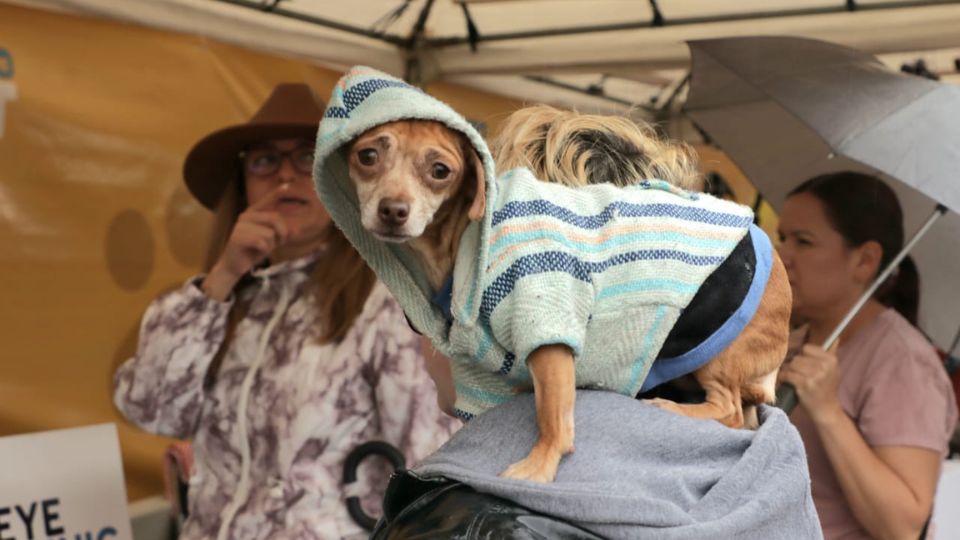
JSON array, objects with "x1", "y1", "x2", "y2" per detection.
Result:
[
  {"x1": 314, "y1": 67, "x2": 774, "y2": 421},
  {"x1": 114, "y1": 251, "x2": 458, "y2": 539}
]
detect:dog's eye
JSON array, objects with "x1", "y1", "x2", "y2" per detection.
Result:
[
  {"x1": 357, "y1": 149, "x2": 378, "y2": 166},
  {"x1": 432, "y1": 163, "x2": 451, "y2": 180}
]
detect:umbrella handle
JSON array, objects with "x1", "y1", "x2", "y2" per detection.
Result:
[{"x1": 775, "y1": 383, "x2": 799, "y2": 412}]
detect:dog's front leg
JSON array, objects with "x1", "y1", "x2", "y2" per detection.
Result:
[{"x1": 500, "y1": 344, "x2": 576, "y2": 483}]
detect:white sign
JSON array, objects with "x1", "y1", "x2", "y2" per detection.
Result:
[
  {"x1": 932, "y1": 458, "x2": 960, "y2": 539},
  {"x1": 0, "y1": 424, "x2": 133, "y2": 540},
  {"x1": 0, "y1": 47, "x2": 13, "y2": 139},
  {"x1": 0, "y1": 81, "x2": 14, "y2": 139}
]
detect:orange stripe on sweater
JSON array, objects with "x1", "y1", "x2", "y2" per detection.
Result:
[{"x1": 488, "y1": 220, "x2": 742, "y2": 248}]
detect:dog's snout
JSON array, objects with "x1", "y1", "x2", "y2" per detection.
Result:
[{"x1": 378, "y1": 198, "x2": 410, "y2": 226}]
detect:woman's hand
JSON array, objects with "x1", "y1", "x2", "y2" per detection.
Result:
[
  {"x1": 201, "y1": 185, "x2": 296, "y2": 300},
  {"x1": 779, "y1": 341, "x2": 844, "y2": 425}
]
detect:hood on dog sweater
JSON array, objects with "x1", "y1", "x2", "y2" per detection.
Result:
[{"x1": 314, "y1": 67, "x2": 768, "y2": 420}]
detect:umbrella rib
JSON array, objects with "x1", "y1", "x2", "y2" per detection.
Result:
[
  {"x1": 780, "y1": 204, "x2": 950, "y2": 412},
  {"x1": 686, "y1": 40, "x2": 951, "y2": 195},
  {"x1": 832, "y1": 84, "x2": 940, "y2": 150},
  {"x1": 686, "y1": 44, "x2": 852, "y2": 157},
  {"x1": 823, "y1": 204, "x2": 949, "y2": 350}
]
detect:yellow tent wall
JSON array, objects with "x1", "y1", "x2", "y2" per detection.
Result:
[{"x1": 0, "y1": 2, "x2": 522, "y2": 501}]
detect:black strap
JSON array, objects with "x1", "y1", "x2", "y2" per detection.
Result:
[{"x1": 342, "y1": 441, "x2": 406, "y2": 531}]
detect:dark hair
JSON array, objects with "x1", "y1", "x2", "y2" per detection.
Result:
[{"x1": 788, "y1": 171, "x2": 919, "y2": 325}]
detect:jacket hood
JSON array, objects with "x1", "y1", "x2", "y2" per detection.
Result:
[{"x1": 313, "y1": 66, "x2": 496, "y2": 349}]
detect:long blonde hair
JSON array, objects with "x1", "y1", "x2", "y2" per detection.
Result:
[
  {"x1": 492, "y1": 104, "x2": 703, "y2": 190},
  {"x1": 202, "y1": 170, "x2": 376, "y2": 388}
]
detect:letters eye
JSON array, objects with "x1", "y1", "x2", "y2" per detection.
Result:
[
  {"x1": 357, "y1": 149, "x2": 378, "y2": 166},
  {"x1": 431, "y1": 163, "x2": 451, "y2": 180}
]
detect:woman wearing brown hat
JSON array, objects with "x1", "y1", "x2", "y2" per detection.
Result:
[{"x1": 113, "y1": 83, "x2": 459, "y2": 539}]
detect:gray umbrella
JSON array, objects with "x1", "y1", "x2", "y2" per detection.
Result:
[{"x1": 683, "y1": 36, "x2": 960, "y2": 411}]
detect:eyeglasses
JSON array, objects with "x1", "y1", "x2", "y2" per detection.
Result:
[{"x1": 240, "y1": 146, "x2": 315, "y2": 177}]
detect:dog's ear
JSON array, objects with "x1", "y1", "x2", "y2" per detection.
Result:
[{"x1": 466, "y1": 145, "x2": 486, "y2": 221}]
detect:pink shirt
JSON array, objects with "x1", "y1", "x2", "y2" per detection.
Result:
[{"x1": 788, "y1": 308, "x2": 958, "y2": 540}]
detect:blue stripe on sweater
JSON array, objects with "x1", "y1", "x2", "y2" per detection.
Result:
[
  {"x1": 474, "y1": 326, "x2": 522, "y2": 378},
  {"x1": 497, "y1": 352, "x2": 517, "y2": 375},
  {"x1": 455, "y1": 382, "x2": 510, "y2": 406},
  {"x1": 474, "y1": 331, "x2": 494, "y2": 364},
  {"x1": 323, "y1": 78, "x2": 420, "y2": 118},
  {"x1": 489, "y1": 229, "x2": 738, "y2": 259},
  {"x1": 480, "y1": 249, "x2": 725, "y2": 318},
  {"x1": 453, "y1": 408, "x2": 475, "y2": 422},
  {"x1": 596, "y1": 279, "x2": 701, "y2": 301},
  {"x1": 491, "y1": 200, "x2": 753, "y2": 229},
  {"x1": 624, "y1": 304, "x2": 669, "y2": 393}
]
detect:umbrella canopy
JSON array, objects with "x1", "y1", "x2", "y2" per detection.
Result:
[{"x1": 684, "y1": 35, "x2": 960, "y2": 354}]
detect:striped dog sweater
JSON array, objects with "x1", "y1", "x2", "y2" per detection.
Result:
[{"x1": 314, "y1": 66, "x2": 766, "y2": 420}]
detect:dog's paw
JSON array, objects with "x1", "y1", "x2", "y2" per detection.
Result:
[
  {"x1": 500, "y1": 440, "x2": 572, "y2": 483},
  {"x1": 500, "y1": 454, "x2": 561, "y2": 483},
  {"x1": 642, "y1": 397, "x2": 684, "y2": 415}
]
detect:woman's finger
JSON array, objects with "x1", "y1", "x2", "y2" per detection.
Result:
[
  {"x1": 247, "y1": 184, "x2": 291, "y2": 211},
  {"x1": 241, "y1": 209, "x2": 289, "y2": 239},
  {"x1": 232, "y1": 222, "x2": 278, "y2": 254},
  {"x1": 782, "y1": 361, "x2": 818, "y2": 382}
]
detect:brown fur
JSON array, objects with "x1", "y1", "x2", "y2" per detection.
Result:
[
  {"x1": 645, "y1": 254, "x2": 791, "y2": 427},
  {"x1": 346, "y1": 118, "x2": 792, "y2": 484},
  {"x1": 347, "y1": 121, "x2": 483, "y2": 290}
]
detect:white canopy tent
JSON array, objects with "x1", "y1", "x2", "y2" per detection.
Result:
[{"x1": 8, "y1": 0, "x2": 960, "y2": 117}]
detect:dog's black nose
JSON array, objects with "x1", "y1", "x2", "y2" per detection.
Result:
[{"x1": 378, "y1": 199, "x2": 410, "y2": 226}]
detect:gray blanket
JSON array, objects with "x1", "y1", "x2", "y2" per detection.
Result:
[{"x1": 412, "y1": 390, "x2": 822, "y2": 539}]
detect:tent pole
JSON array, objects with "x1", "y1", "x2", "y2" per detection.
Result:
[
  {"x1": 403, "y1": 0, "x2": 437, "y2": 85},
  {"x1": 213, "y1": 0, "x2": 407, "y2": 45},
  {"x1": 427, "y1": 1, "x2": 960, "y2": 47}
]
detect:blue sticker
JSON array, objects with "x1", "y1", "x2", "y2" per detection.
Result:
[{"x1": 0, "y1": 48, "x2": 13, "y2": 79}]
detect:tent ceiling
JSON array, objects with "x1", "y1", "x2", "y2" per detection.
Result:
[{"x1": 7, "y1": 0, "x2": 960, "y2": 115}]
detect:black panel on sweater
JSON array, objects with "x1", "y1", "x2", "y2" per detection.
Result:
[{"x1": 656, "y1": 231, "x2": 756, "y2": 360}]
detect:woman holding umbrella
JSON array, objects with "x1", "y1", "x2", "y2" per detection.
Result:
[{"x1": 777, "y1": 171, "x2": 957, "y2": 539}]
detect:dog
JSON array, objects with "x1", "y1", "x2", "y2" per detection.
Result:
[{"x1": 342, "y1": 113, "x2": 791, "y2": 483}]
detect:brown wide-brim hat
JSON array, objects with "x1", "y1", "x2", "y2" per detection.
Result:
[{"x1": 183, "y1": 83, "x2": 326, "y2": 209}]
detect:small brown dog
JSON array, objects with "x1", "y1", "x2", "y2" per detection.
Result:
[{"x1": 346, "y1": 112, "x2": 791, "y2": 483}]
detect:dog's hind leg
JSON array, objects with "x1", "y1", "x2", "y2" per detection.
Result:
[
  {"x1": 647, "y1": 251, "x2": 791, "y2": 429},
  {"x1": 742, "y1": 368, "x2": 778, "y2": 405},
  {"x1": 645, "y1": 378, "x2": 744, "y2": 427}
]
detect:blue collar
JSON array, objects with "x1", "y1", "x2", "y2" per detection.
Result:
[{"x1": 431, "y1": 274, "x2": 455, "y2": 323}]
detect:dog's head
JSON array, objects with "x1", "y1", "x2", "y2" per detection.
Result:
[{"x1": 345, "y1": 120, "x2": 485, "y2": 242}]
